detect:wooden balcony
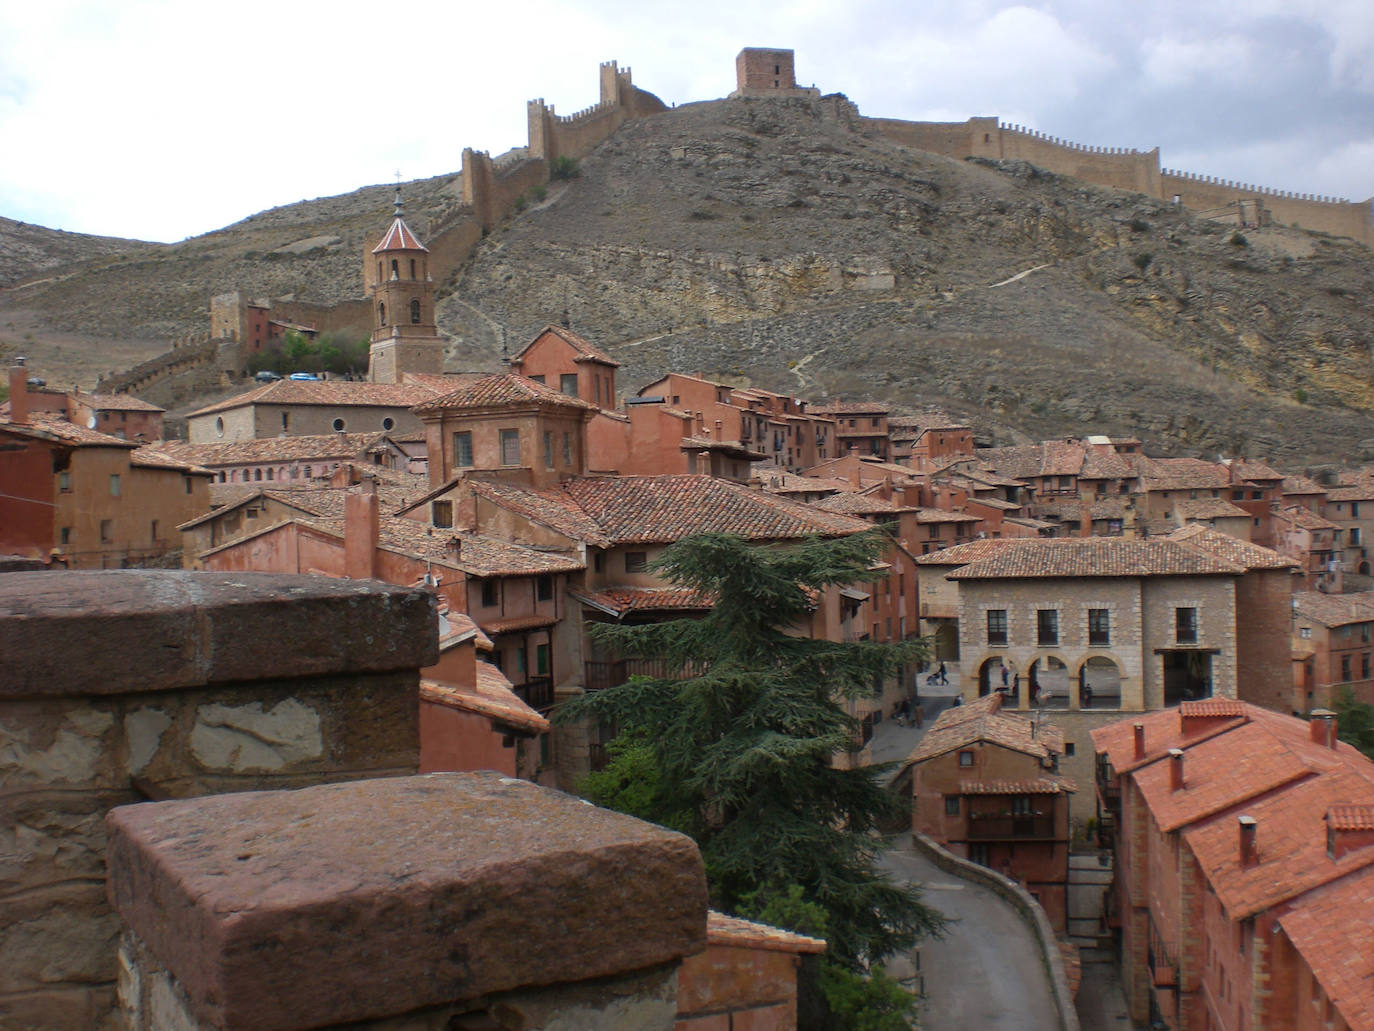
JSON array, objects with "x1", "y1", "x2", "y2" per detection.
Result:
[
  {"x1": 512, "y1": 676, "x2": 554, "y2": 712},
  {"x1": 584, "y1": 658, "x2": 707, "y2": 692}
]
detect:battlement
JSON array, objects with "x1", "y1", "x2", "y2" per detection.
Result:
[
  {"x1": 1000, "y1": 122, "x2": 1145, "y2": 156},
  {"x1": 1162, "y1": 166, "x2": 1354, "y2": 204}
]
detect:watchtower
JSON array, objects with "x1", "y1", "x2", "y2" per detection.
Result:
[{"x1": 367, "y1": 187, "x2": 445, "y2": 383}]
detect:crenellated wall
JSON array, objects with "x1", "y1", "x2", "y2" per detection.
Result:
[{"x1": 1161, "y1": 168, "x2": 1373, "y2": 245}]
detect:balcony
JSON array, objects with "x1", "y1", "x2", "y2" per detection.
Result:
[
  {"x1": 584, "y1": 658, "x2": 706, "y2": 692},
  {"x1": 512, "y1": 676, "x2": 554, "y2": 712},
  {"x1": 965, "y1": 813, "x2": 1057, "y2": 840}
]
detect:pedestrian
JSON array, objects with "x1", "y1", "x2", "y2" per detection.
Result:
[
  {"x1": 937, "y1": 661, "x2": 948, "y2": 685},
  {"x1": 1001, "y1": 664, "x2": 1009, "y2": 687}
]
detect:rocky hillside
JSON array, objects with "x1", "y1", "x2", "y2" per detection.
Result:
[{"x1": 3, "y1": 94, "x2": 1373, "y2": 466}]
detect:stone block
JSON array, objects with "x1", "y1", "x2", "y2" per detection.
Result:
[
  {"x1": 0, "y1": 571, "x2": 437, "y2": 697},
  {"x1": 107, "y1": 772, "x2": 707, "y2": 1031}
]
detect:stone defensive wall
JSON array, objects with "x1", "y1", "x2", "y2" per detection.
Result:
[{"x1": 865, "y1": 114, "x2": 1371, "y2": 246}]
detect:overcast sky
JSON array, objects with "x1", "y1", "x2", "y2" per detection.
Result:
[{"x1": 2, "y1": 0, "x2": 1371, "y2": 243}]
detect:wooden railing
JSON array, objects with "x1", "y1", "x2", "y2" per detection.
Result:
[
  {"x1": 584, "y1": 658, "x2": 708, "y2": 692},
  {"x1": 513, "y1": 676, "x2": 554, "y2": 711}
]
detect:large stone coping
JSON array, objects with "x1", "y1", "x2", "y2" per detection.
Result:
[
  {"x1": 0, "y1": 570, "x2": 437, "y2": 696},
  {"x1": 106, "y1": 772, "x2": 708, "y2": 1031}
]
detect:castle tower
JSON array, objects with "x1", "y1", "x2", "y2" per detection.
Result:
[{"x1": 367, "y1": 188, "x2": 445, "y2": 383}]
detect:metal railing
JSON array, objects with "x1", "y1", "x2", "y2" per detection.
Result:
[{"x1": 513, "y1": 676, "x2": 554, "y2": 711}]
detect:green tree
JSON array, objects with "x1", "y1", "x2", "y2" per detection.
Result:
[
  {"x1": 557, "y1": 532, "x2": 945, "y2": 973},
  {"x1": 1328, "y1": 687, "x2": 1374, "y2": 757}
]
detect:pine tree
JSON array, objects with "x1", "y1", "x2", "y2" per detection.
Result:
[{"x1": 559, "y1": 531, "x2": 947, "y2": 970}]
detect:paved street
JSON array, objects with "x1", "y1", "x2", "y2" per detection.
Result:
[{"x1": 879, "y1": 843, "x2": 1061, "y2": 1030}]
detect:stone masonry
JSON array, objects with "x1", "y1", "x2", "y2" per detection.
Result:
[{"x1": 0, "y1": 571, "x2": 437, "y2": 1031}]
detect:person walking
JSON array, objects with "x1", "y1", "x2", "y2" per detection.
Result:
[{"x1": 937, "y1": 661, "x2": 948, "y2": 685}]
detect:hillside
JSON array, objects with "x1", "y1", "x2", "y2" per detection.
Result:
[{"x1": 2, "y1": 94, "x2": 1372, "y2": 466}]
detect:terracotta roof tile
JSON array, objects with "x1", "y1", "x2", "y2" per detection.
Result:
[
  {"x1": 1278, "y1": 867, "x2": 1374, "y2": 1030},
  {"x1": 7, "y1": 415, "x2": 137, "y2": 448},
  {"x1": 809, "y1": 401, "x2": 890, "y2": 415},
  {"x1": 813, "y1": 491, "x2": 909, "y2": 515},
  {"x1": 377, "y1": 519, "x2": 584, "y2": 576},
  {"x1": 560, "y1": 475, "x2": 872, "y2": 544},
  {"x1": 1170, "y1": 497, "x2": 1250, "y2": 519},
  {"x1": 468, "y1": 479, "x2": 612, "y2": 548},
  {"x1": 142, "y1": 432, "x2": 392, "y2": 467},
  {"x1": 419, "y1": 672, "x2": 549, "y2": 735},
  {"x1": 1326, "y1": 484, "x2": 1374, "y2": 502},
  {"x1": 706, "y1": 911, "x2": 828, "y2": 954},
  {"x1": 414, "y1": 373, "x2": 600, "y2": 413},
  {"x1": 914, "y1": 539, "x2": 1019, "y2": 566},
  {"x1": 1327, "y1": 804, "x2": 1374, "y2": 831},
  {"x1": 77, "y1": 391, "x2": 164, "y2": 412},
  {"x1": 1283, "y1": 475, "x2": 1328, "y2": 496},
  {"x1": 372, "y1": 216, "x2": 428, "y2": 252},
  {"x1": 906, "y1": 694, "x2": 1063, "y2": 765},
  {"x1": 572, "y1": 587, "x2": 714, "y2": 616},
  {"x1": 1164, "y1": 525, "x2": 1296, "y2": 570},
  {"x1": 1137, "y1": 456, "x2": 1235, "y2": 491},
  {"x1": 128, "y1": 448, "x2": 211, "y2": 474},
  {"x1": 958, "y1": 777, "x2": 1076, "y2": 795},
  {"x1": 1292, "y1": 590, "x2": 1374, "y2": 628},
  {"x1": 513, "y1": 324, "x2": 620, "y2": 367},
  {"x1": 1275, "y1": 505, "x2": 1339, "y2": 531},
  {"x1": 188, "y1": 380, "x2": 446, "y2": 417},
  {"x1": 947, "y1": 538, "x2": 1243, "y2": 579}
]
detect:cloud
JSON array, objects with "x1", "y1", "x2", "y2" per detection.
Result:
[{"x1": 1140, "y1": 35, "x2": 1255, "y2": 89}]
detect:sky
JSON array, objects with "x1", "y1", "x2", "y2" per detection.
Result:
[{"x1": 1, "y1": 0, "x2": 1371, "y2": 243}]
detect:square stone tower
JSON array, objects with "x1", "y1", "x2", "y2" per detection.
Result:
[{"x1": 735, "y1": 48, "x2": 797, "y2": 92}]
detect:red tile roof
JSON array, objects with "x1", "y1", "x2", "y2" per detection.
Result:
[
  {"x1": 1275, "y1": 505, "x2": 1339, "y2": 531},
  {"x1": 188, "y1": 380, "x2": 447, "y2": 417},
  {"x1": 6, "y1": 415, "x2": 136, "y2": 448},
  {"x1": 143, "y1": 432, "x2": 392, "y2": 467},
  {"x1": 809, "y1": 401, "x2": 890, "y2": 415},
  {"x1": 1278, "y1": 866, "x2": 1374, "y2": 1030},
  {"x1": 959, "y1": 777, "x2": 1075, "y2": 795},
  {"x1": 1292, "y1": 590, "x2": 1374, "y2": 628},
  {"x1": 414, "y1": 373, "x2": 601, "y2": 413},
  {"x1": 419, "y1": 671, "x2": 548, "y2": 734},
  {"x1": 78, "y1": 391, "x2": 164, "y2": 413},
  {"x1": 1164, "y1": 525, "x2": 1296, "y2": 570},
  {"x1": 468, "y1": 479, "x2": 612, "y2": 548},
  {"x1": 706, "y1": 911, "x2": 827, "y2": 954},
  {"x1": 947, "y1": 537, "x2": 1243, "y2": 579},
  {"x1": 560, "y1": 475, "x2": 872, "y2": 544},
  {"x1": 914, "y1": 539, "x2": 1019, "y2": 566},
  {"x1": 572, "y1": 587, "x2": 714, "y2": 616},
  {"x1": 1327, "y1": 804, "x2": 1374, "y2": 831},
  {"x1": 906, "y1": 694, "x2": 1064, "y2": 765},
  {"x1": 372, "y1": 216, "x2": 428, "y2": 252}
]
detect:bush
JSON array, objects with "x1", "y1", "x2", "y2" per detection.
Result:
[
  {"x1": 1132, "y1": 253, "x2": 1153, "y2": 272},
  {"x1": 1230, "y1": 231, "x2": 1248, "y2": 247},
  {"x1": 1130, "y1": 218, "x2": 1150, "y2": 232},
  {"x1": 1295, "y1": 386, "x2": 1309, "y2": 405},
  {"x1": 512, "y1": 194, "x2": 527, "y2": 213},
  {"x1": 549, "y1": 155, "x2": 580, "y2": 181},
  {"x1": 530, "y1": 184, "x2": 547, "y2": 203}
]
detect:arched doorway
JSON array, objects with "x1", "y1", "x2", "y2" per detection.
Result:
[
  {"x1": 1078, "y1": 656, "x2": 1122, "y2": 709},
  {"x1": 978, "y1": 656, "x2": 1007, "y2": 698},
  {"x1": 1030, "y1": 656, "x2": 1069, "y2": 709}
]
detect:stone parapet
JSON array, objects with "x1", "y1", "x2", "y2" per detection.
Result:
[
  {"x1": 0, "y1": 570, "x2": 437, "y2": 696},
  {"x1": 0, "y1": 571, "x2": 437, "y2": 1030},
  {"x1": 107, "y1": 772, "x2": 708, "y2": 1031}
]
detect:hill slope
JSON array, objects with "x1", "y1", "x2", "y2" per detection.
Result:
[{"x1": 2, "y1": 94, "x2": 1372, "y2": 466}]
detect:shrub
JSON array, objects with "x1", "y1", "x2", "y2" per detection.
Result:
[
  {"x1": 1230, "y1": 231, "x2": 1248, "y2": 247},
  {"x1": 512, "y1": 194, "x2": 527, "y2": 213},
  {"x1": 1130, "y1": 217, "x2": 1150, "y2": 232},
  {"x1": 530, "y1": 185, "x2": 547, "y2": 203},
  {"x1": 1296, "y1": 386, "x2": 1309, "y2": 405},
  {"x1": 549, "y1": 155, "x2": 580, "y2": 180},
  {"x1": 1132, "y1": 253, "x2": 1152, "y2": 272}
]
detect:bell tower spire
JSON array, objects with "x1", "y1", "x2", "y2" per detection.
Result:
[{"x1": 366, "y1": 180, "x2": 445, "y2": 383}]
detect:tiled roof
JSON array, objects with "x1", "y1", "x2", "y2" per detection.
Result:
[
  {"x1": 1275, "y1": 505, "x2": 1339, "y2": 531},
  {"x1": 1229, "y1": 458, "x2": 1283, "y2": 481},
  {"x1": 468, "y1": 479, "x2": 612, "y2": 548},
  {"x1": 914, "y1": 539, "x2": 1019, "y2": 566},
  {"x1": 512, "y1": 324, "x2": 620, "y2": 367},
  {"x1": 572, "y1": 587, "x2": 714, "y2": 616},
  {"x1": 679, "y1": 437, "x2": 765, "y2": 460},
  {"x1": 1278, "y1": 866, "x2": 1374, "y2": 1030},
  {"x1": 947, "y1": 538, "x2": 1243, "y2": 579},
  {"x1": 188, "y1": 380, "x2": 446, "y2": 417},
  {"x1": 914, "y1": 507, "x2": 981, "y2": 524},
  {"x1": 1080, "y1": 448, "x2": 1132, "y2": 479},
  {"x1": 77, "y1": 391, "x2": 164, "y2": 412},
  {"x1": 809, "y1": 401, "x2": 890, "y2": 415},
  {"x1": 759, "y1": 472, "x2": 852, "y2": 495},
  {"x1": 142, "y1": 432, "x2": 391, "y2": 467},
  {"x1": 1171, "y1": 497, "x2": 1250, "y2": 519},
  {"x1": 958, "y1": 777, "x2": 1075, "y2": 795},
  {"x1": 372, "y1": 216, "x2": 428, "y2": 252},
  {"x1": 906, "y1": 694, "x2": 1063, "y2": 765},
  {"x1": 418, "y1": 671, "x2": 549, "y2": 734},
  {"x1": 414, "y1": 373, "x2": 600, "y2": 413},
  {"x1": 560, "y1": 475, "x2": 872, "y2": 544},
  {"x1": 1036, "y1": 498, "x2": 1130, "y2": 521},
  {"x1": 812, "y1": 491, "x2": 908, "y2": 515},
  {"x1": 377, "y1": 519, "x2": 584, "y2": 576},
  {"x1": 1327, "y1": 804, "x2": 1374, "y2": 831},
  {"x1": 129, "y1": 448, "x2": 211, "y2": 475},
  {"x1": 1282, "y1": 475, "x2": 1328, "y2": 496},
  {"x1": 1326, "y1": 484, "x2": 1374, "y2": 502},
  {"x1": 707, "y1": 911, "x2": 828, "y2": 954},
  {"x1": 1292, "y1": 590, "x2": 1374, "y2": 628},
  {"x1": 1137, "y1": 457, "x2": 1234, "y2": 491},
  {"x1": 479, "y1": 613, "x2": 560, "y2": 634},
  {"x1": 5, "y1": 415, "x2": 137, "y2": 448},
  {"x1": 1164, "y1": 525, "x2": 1296, "y2": 570}
]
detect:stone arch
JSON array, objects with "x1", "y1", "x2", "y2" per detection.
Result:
[
  {"x1": 1029, "y1": 654, "x2": 1070, "y2": 709},
  {"x1": 976, "y1": 655, "x2": 1007, "y2": 698},
  {"x1": 1076, "y1": 653, "x2": 1124, "y2": 710},
  {"x1": 1361, "y1": 561, "x2": 1371, "y2": 576}
]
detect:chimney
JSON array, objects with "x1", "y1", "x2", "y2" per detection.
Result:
[
  {"x1": 448, "y1": 536, "x2": 462, "y2": 563},
  {"x1": 344, "y1": 479, "x2": 379, "y2": 580},
  {"x1": 8, "y1": 358, "x2": 28, "y2": 425},
  {"x1": 1133, "y1": 723, "x2": 1146, "y2": 761},
  {"x1": 1168, "y1": 748, "x2": 1185, "y2": 791},
  {"x1": 1310, "y1": 709, "x2": 1338, "y2": 749},
  {"x1": 1238, "y1": 815, "x2": 1258, "y2": 867}
]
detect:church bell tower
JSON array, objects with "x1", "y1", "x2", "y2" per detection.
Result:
[{"x1": 367, "y1": 187, "x2": 445, "y2": 383}]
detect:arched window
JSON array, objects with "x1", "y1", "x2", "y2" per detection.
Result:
[
  {"x1": 266, "y1": 468, "x2": 274, "y2": 481},
  {"x1": 410, "y1": 258, "x2": 416, "y2": 278},
  {"x1": 390, "y1": 259, "x2": 399, "y2": 279},
  {"x1": 410, "y1": 299, "x2": 421, "y2": 324},
  {"x1": 254, "y1": 468, "x2": 262, "y2": 481},
  {"x1": 378, "y1": 303, "x2": 386, "y2": 326}
]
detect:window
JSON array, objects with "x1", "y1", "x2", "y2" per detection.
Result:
[
  {"x1": 987, "y1": 609, "x2": 1008, "y2": 645},
  {"x1": 60, "y1": 527, "x2": 71, "y2": 545},
  {"x1": 1364, "y1": 623, "x2": 1372, "y2": 643},
  {"x1": 410, "y1": 299, "x2": 421, "y2": 324},
  {"x1": 958, "y1": 750, "x2": 974, "y2": 767},
  {"x1": 537, "y1": 575, "x2": 553, "y2": 601},
  {"x1": 500, "y1": 429, "x2": 521, "y2": 466},
  {"x1": 562, "y1": 432, "x2": 572, "y2": 466},
  {"x1": 99, "y1": 519, "x2": 113, "y2": 543},
  {"x1": 1089, "y1": 609, "x2": 1110, "y2": 646},
  {"x1": 543, "y1": 431, "x2": 554, "y2": 469},
  {"x1": 1300, "y1": 626, "x2": 1312, "y2": 639},
  {"x1": 1065, "y1": 742, "x2": 1076, "y2": 757},
  {"x1": 944, "y1": 796, "x2": 961, "y2": 816},
  {"x1": 453, "y1": 432, "x2": 473, "y2": 468},
  {"x1": 382, "y1": 417, "x2": 394, "y2": 431},
  {"x1": 282, "y1": 412, "x2": 290, "y2": 430},
  {"x1": 625, "y1": 551, "x2": 648, "y2": 574},
  {"x1": 529, "y1": 375, "x2": 545, "y2": 385},
  {"x1": 1037, "y1": 609, "x2": 1059, "y2": 646},
  {"x1": 560, "y1": 373, "x2": 578, "y2": 396},
  {"x1": 536, "y1": 643, "x2": 550, "y2": 676},
  {"x1": 332, "y1": 418, "x2": 345, "y2": 431},
  {"x1": 109, "y1": 474, "x2": 121, "y2": 497},
  {"x1": 480, "y1": 580, "x2": 500, "y2": 608},
  {"x1": 432, "y1": 500, "x2": 453, "y2": 528},
  {"x1": 1011, "y1": 796, "x2": 1033, "y2": 816},
  {"x1": 58, "y1": 472, "x2": 71, "y2": 493},
  {"x1": 593, "y1": 551, "x2": 604, "y2": 573},
  {"x1": 1355, "y1": 502, "x2": 1362, "y2": 518},
  {"x1": 1364, "y1": 653, "x2": 1371, "y2": 680},
  {"x1": 1342, "y1": 654, "x2": 1352, "y2": 681},
  {"x1": 1176, "y1": 607, "x2": 1198, "y2": 644},
  {"x1": 150, "y1": 520, "x2": 159, "y2": 542},
  {"x1": 390, "y1": 259, "x2": 399, "y2": 279},
  {"x1": 378, "y1": 302, "x2": 386, "y2": 325}
]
